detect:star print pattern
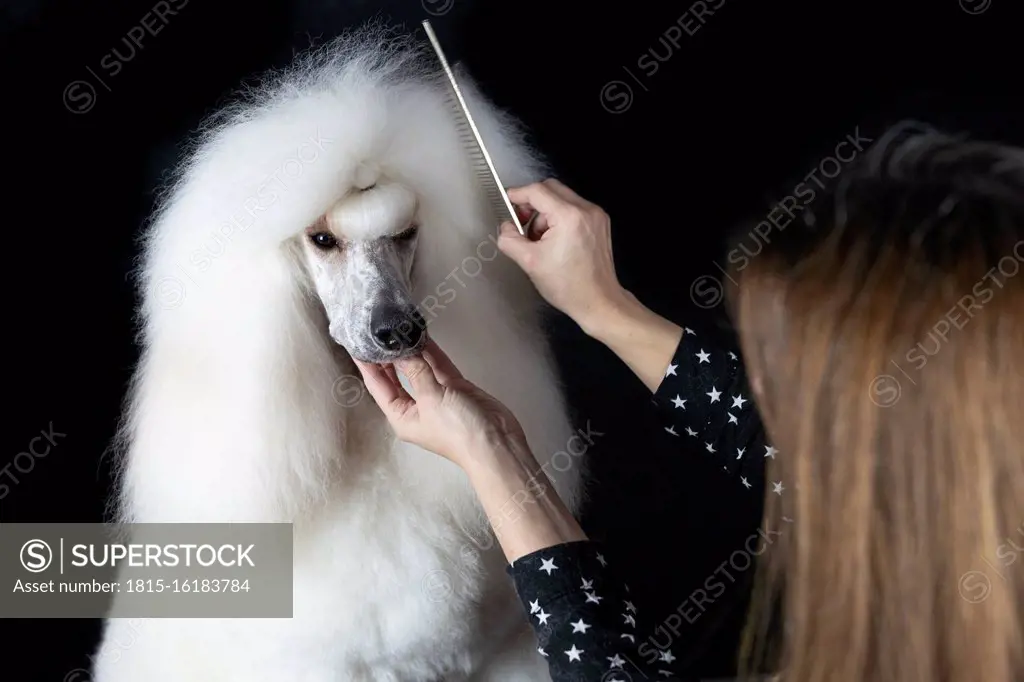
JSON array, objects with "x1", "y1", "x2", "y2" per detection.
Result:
[
  {"x1": 504, "y1": 327, "x2": 785, "y2": 682},
  {"x1": 570, "y1": 618, "x2": 591, "y2": 633},
  {"x1": 652, "y1": 322, "x2": 770, "y2": 489},
  {"x1": 508, "y1": 542, "x2": 695, "y2": 681}
]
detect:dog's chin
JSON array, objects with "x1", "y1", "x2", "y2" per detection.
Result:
[{"x1": 342, "y1": 338, "x2": 428, "y2": 365}]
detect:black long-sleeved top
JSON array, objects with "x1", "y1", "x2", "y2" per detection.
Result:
[{"x1": 508, "y1": 322, "x2": 772, "y2": 681}]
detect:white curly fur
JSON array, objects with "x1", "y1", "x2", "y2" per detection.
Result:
[{"x1": 93, "y1": 24, "x2": 584, "y2": 682}]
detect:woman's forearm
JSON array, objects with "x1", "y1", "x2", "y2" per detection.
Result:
[
  {"x1": 579, "y1": 290, "x2": 683, "y2": 393},
  {"x1": 464, "y1": 443, "x2": 587, "y2": 564}
]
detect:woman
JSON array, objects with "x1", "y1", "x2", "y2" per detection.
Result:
[{"x1": 353, "y1": 122, "x2": 1024, "y2": 681}]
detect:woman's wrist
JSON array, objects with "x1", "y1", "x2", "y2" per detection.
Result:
[
  {"x1": 579, "y1": 288, "x2": 642, "y2": 342},
  {"x1": 579, "y1": 288, "x2": 683, "y2": 393},
  {"x1": 575, "y1": 286, "x2": 637, "y2": 341},
  {"x1": 462, "y1": 440, "x2": 587, "y2": 563},
  {"x1": 461, "y1": 436, "x2": 536, "y2": 481}
]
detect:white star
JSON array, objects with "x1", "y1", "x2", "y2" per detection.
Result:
[
  {"x1": 620, "y1": 634, "x2": 635, "y2": 643},
  {"x1": 623, "y1": 613, "x2": 636, "y2": 627},
  {"x1": 665, "y1": 425, "x2": 679, "y2": 436},
  {"x1": 727, "y1": 412, "x2": 738, "y2": 424},
  {"x1": 536, "y1": 609, "x2": 550, "y2": 625},
  {"x1": 684, "y1": 327, "x2": 695, "y2": 335},
  {"x1": 580, "y1": 578, "x2": 593, "y2": 591},
  {"x1": 671, "y1": 395, "x2": 687, "y2": 409},
  {"x1": 596, "y1": 553, "x2": 607, "y2": 567},
  {"x1": 585, "y1": 591, "x2": 603, "y2": 604},
  {"x1": 538, "y1": 647, "x2": 547, "y2": 657},
  {"x1": 705, "y1": 442, "x2": 716, "y2": 453},
  {"x1": 685, "y1": 427, "x2": 698, "y2": 437},
  {"x1": 607, "y1": 679, "x2": 628, "y2": 682},
  {"x1": 539, "y1": 558, "x2": 558, "y2": 574},
  {"x1": 660, "y1": 649, "x2": 676, "y2": 663},
  {"x1": 665, "y1": 363, "x2": 678, "y2": 377},
  {"x1": 696, "y1": 349, "x2": 710, "y2": 364},
  {"x1": 728, "y1": 351, "x2": 738, "y2": 360},
  {"x1": 764, "y1": 445, "x2": 778, "y2": 459},
  {"x1": 565, "y1": 645, "x2": 583, "y2": 662},
  {"x1": 624, "y1": 583, "x2": 630, "y2": 592},
  {"x1": 707, "y1": 386, "x2": 721, "y2": 403},
  {"x1": 570, "y1": 618, "x2": 591, "y2": 633},
  {"x1": 529, "y1": 599, "x2": 540, "y2": 614},
  {"x1": 608, "y1": 654, "x2": 626, "y2": 668},
  {"x1": 773, "y1": 481, "x2": 784, "y2": 495},
  {"x1": 624, "y1": 600, "x2": 636, "y2": 613},
  {"x1": 731, "y1": 394, "x2": 747, "y2": 408},
  {"x1": 736, "y1": 447, "x2": 745, "y2": 459},
  {"x1": 742, "y1": 476, "x2": 752, "y2": 489}
]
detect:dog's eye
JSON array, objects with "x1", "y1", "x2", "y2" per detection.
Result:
[
  {"x1": 393, "y1": 225, "x2": 418, "y2": 242},
  {"x1": 310, "y1": 232, "x2": 337, "y2": 250}
]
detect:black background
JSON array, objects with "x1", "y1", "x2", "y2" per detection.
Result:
[{"x1": 3, "y1": 0, "x2": 1020, "y2": 679}]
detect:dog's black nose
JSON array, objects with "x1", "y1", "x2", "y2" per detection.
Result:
[{"x1": 370, "y1": 306, "x2": 425, "y2": 352}]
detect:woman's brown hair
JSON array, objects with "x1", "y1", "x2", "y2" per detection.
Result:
[{"x1": 730, "y1": 122, "x2": 1024, "y2": 681}]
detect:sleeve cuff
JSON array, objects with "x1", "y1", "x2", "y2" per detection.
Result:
[{"x1": 507, "y1": 541, "x2": 622, "y2": 611}]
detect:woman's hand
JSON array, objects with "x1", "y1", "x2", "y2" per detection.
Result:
[
  {"x1": 498, "y1": 178, "x2": 684, "y2": 393},
  {"x1": 352, "y1": 338, "x2": 587, "y2": 563},
  {"x1": 497, "y1": 179, "x2": 628, "y2": 337},
  {"x1": 351, "y1": 339, "x2": 528, "y2": 472}
]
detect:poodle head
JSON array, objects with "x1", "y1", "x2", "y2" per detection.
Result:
[{"x1": 298, "y1": 172, "x2": 428, "y2": 363}]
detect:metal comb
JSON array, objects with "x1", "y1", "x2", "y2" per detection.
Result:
[{"x1": 422, "y1": 20, "x2": 536, "y2": 236}]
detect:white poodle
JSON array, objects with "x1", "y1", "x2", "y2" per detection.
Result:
[{"x1": 93, "y1": 25, "x2": 584, "y2": 682}]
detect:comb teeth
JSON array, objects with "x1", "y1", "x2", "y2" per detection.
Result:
[
  {"x1": 423, "y1": 19, "x2": 524, "y2": 233},
  {"x1": 443, "y1": 94, "x2": 514, "y2": 225}
]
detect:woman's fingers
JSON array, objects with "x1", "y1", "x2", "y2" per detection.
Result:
[
  {"x1": 394, "y1": 354, "x2": 443, "y2": 400},
  {"x1": 513, "y1": 202, "x2": 535, "y2": 225},
  {"x1": 507, "y1": 182, "x2": 566, "y2": 216},
  {"x1": 382, "y1": 363, "x2": 412, "y2": 401},
  {"x1": 421, "y1": 339, "x2": 464, "y2": 385},
  {"x1": 352, "y1": 359, "x2": 412, "y2": 418}
]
